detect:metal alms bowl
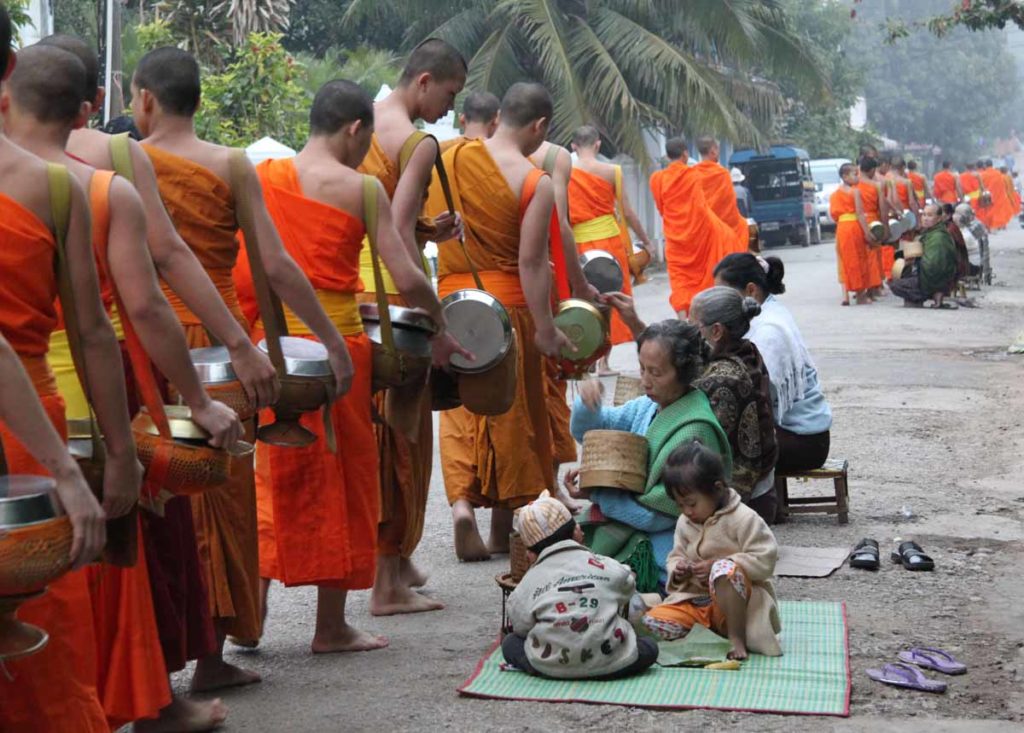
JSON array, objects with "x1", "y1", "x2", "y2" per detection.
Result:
[
  {"x1": 0, "y1": 476, "x2": 60, "y2": 528},
  {"x1": 441, "y1": 289, "x2": 512, "y2": 373},
  {"x1": 580, "y1": 250, "x2": 624, "y2": 294},
  {"x1": 359, "y1": 304, "x2": 437, "y2": 359},
  {"x1": 554, "y1": 298, "x2": 609, "y2": 362},
  {"x1": 135, "y1": 404, "x2": 211, "y2": 441},
  {"x1": 189, "y1": 346, "x2": 237, "y2": 385},
  {"x1": 258, "y1": 337, "x2": 334, "y2": 377}
]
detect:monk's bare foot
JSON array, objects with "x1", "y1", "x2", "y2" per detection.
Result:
[
  {"x1": 311, "y1": 625, "x2": 389, "y2": 654},
  {"x1": 488, "y1": 506, "x2": 514, "y2": 555},
  {"x1": 453, "y1": 502, "x2": 491, "y2": 561},
  {"x1": 226, "y1": 635, "x2": 259, "y2": 649},
  {"x1": 399, "y1": 557, "x2": 429, "y2": 588},
  {"x1": 190, "y1": 658, "x2": 261, "y2": 693},
  {"x1": 487, "y1": 536, "x2": 511, "y2": 555},
  {"x1": 136, "y1": 695, "x2": 228, "y2": 733},
  {"x1": 370, "y1": 585, "x2": 445, "y2": 616},
  {"x1": 553, "y1": 486, "x2": 584, "y2": 515},
  {"x1": 727, "y1": 640, "x2": 749, "y2": 661}
]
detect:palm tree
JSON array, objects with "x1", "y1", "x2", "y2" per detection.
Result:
[
  {"x1": 343, "y1": 0, "x2": 825, "y2": 166},
  {"x1": 216, "y1": 0, "x2": 294, "y2": 45}
]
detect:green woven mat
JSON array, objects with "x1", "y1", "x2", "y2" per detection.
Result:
[{"x1": 459, "y1": 601, "x2": 850, "y2": 717}]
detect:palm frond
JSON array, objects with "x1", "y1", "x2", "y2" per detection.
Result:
[
  {"x1": 467, "y1": 26, "x2": 528, "y2": 95},
  {"x1": 408, "y1": 8, "x2": 492, "y2": 61}
]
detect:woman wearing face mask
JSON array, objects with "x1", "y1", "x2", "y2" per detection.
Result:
[
  {"x1": 689, "y1": 287, "x2": 779, "y2": 524},
  {"x1": 568, "y1": 320, "x2": 732, "y2": 592},
  {"x1": 713, "y1": 253, "x2": 832, "y2": 475}
]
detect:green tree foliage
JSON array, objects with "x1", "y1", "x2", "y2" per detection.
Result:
[
  {"x1": 53, "y1": 0, "x2": 98, "y2": 48},
  {"x1": 294, "y1": 46, "x2": 400, "y2": 98},
  {"x1": 284, "y1": 0, "x2": 404, "y2": 57},
  {"x1": 854, "y1": 0, "x2": 1020, "y2": 162},
  {"x1": 344, "y1": 0, "x2": 826, "y2": 167}
]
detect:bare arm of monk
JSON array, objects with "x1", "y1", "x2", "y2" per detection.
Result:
[
  {"x1": 240, "y1": 158, "x2": 354, "y2": 397},
  {"x1": 394, "y1": 139, "x2": 442, "y2": 261},
  {"x1": 373, "y1": 180, "x2": 471, "y2": 365},
  {"x1": 105, "y1": 178, "x2": 242, "y2": 449},
  {"x1": 127, "y1": 140, "x2": 279, "y2": 409},
  {"x1": 0, "y1": 334, "x2": 104, "y2": 566},
  {"x1": 551, "y1": 150, "x2": 598, "y2": 300},
  {"x1": 854, "y1": 188, "x2": 875, "y2": 243},
  {"x1": 63, "y1": 176, "x2": 143, "y2": 520},
  {"x1": 519, "y1": 176, "x2": 570, "y2": 357},
  {"x1": 621, "y1": 188, "x2": 654, "y2": 252}
]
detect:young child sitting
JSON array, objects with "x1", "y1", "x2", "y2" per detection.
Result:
[
  {"x1": 642, "y1": 441, "x2": 782, "y2": 659},
  {"x1": 503, "y1": 491, "x2": 659, "y2": 680}
]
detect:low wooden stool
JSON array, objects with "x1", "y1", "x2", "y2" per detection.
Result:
[{"x1": 775, "y1": 458, "x2": 849, "y2": 524}]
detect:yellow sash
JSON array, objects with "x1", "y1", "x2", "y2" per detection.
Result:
[
  {"x1": 966, "y1": 190, "x2": 980, "y2": 200},
  {"x1": 47, "y1": 329, "x2": 90, "y2": 419},
  {"x1": 358, "y1": 238, "x2": 431, "y2": 296},
  {"x1": 277, "y1": 289, "x2": 363, "y2": 337},
  {"x1": 837, "y1": 213, "x2": 858, "y2": 223},
  {"x1": 573, "y1": 213, "x2": 622, "y2": 243}
]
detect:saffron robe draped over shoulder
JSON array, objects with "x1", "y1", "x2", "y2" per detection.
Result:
[
  {"x1": 830, "y1": 187, "x2": 870, "y2": 292},
  {"x1": 856, "y1": 181, "x2": 883, "y2": 288},
  {"x1": 438, "y1": 140, "x2": 555, "y2": 508},
  {"x1": 355, "y1": 132, "x2": 434, "y2": 558},
  {"x1": 567, "y1": 166, "x2": 634, "y2": 344},
  {"x1": 0, "y1": 192, "x2": 109, "y2": 733},
  {"x1": 933, "y1": 170, "x2": 958, "y2": 204},
  {"x1": 45, "y1": 170, "x2": 172, "y2": 728},
  {"x1": 247, "y1": 158, "x2": 378, "y2": 588},
  {"x1": 960, "y1": 171, "x2": 982, "y2": 217},
  {"x1": 145, "y1": 144, "x2": 262, "y2": 642},
  {"x1": 980, "y1": 167, "x2": 1014, "y2": 230},
  {"x1": 650, "y1": 161, "x2": 735, "y2": 314},
  {"x1": 691, "y1": 160, "x2": 748, "y2": 252}
]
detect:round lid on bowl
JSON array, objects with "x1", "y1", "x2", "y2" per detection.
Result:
[
  {"x1": 189, "y1": 346, "x2": 237, "y2": 384},
  {"x1": 442, "y1": 291, "x2": 512, "y2": 372},
  {"x1": 258, "y1": 337, "x2": 332, "y2": 377},
  {"x1": 0, "y1": 475, "x2": 58, "y2": 527},
  {"x1": 554, "y1": 300, "x2": 607, "y2": 360},
  {"x1": 580, "y1": 251, "x2": 624, "y2": 294},
  {"x1": 358, "y1": 303, "x2": 438, "y2": 334}
]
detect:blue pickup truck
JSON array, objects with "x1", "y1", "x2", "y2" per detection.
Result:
[{"x1": 729, "y1": 146, "x2": 821, "y2": 248}]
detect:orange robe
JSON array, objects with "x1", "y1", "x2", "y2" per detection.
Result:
[
  {"x1": 357, "y1": 133, "x2": 434, "y2": 558},
  {"x1": 0, "y1": 194, "x2": 107, "y2": 732},
  {"x1": 933, "y1": 170, "x2": 959, "y2": 204},
  {"x1": 567, "y1": 166, "x2": 634, "y2": 344},
  {"x1": 246, "y1": 159, "x2": 378, "y2": 588},
  {"x1": 691, "y1": 160, "x2": 748, "y2": 251},
  {"x1": 77, "y1": 171, "x2": 171, "y2": 728},
  {"x1": 908, "y1": 171, "x2": 927, "y2": 205},
  {"x1": 856, "y1": 180, "x2": 884, "y2": 288},
  {"x1": 829, "y1": 187, "x2": 870, "y2": 291},
  {"x1": 960, "y1": 171, "x2": 983, "y2": 217},
  {"x1": 145, "y1": 145, "x2": 262, "y2": 641},
  {"x1": 650, "y1": 161, "x2": 735, "y2": 313},
  {"x1": 438, "y1": 140, "x2": 554, "y2": 508},
  {"x1": 1005, "y1": 173, "x2": 1021, "y2": 214},
  {"x1": 980, "y1": 167, "x2": 1014, "y2": 229}
]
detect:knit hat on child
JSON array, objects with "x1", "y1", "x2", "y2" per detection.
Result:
[{"x1": 516, "y1": 490, "x2": 572, "y2": 549}]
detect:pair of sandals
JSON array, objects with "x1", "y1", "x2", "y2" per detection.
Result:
[
  {"x1": 867, "y1": 647, "x2": 967, "y2": 693},
  {"x1": 850, "y1": 539, "x2": 934, "y2": 571}
]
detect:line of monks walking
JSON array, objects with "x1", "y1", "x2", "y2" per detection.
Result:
[
  {"x1": 831, "y1": 145, "x2": 1020, "y2": 306},
  {"x1": 0, "y1": 9, "x2": 754, "y2": 729}
]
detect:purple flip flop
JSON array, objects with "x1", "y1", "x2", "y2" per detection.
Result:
[
  {"x1": 866, "y1": 662, "x2": 947, "y2": 693},
  {"x1": 898, "y1": 647, "x2": 967, "y2": 675}
]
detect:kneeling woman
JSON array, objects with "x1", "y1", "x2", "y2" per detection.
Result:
[
  {"x1": 569, "y1": 320, "x2": 731, "y2": 592},
  {"x1": 714, "y1": 254, "x2": 832, "y2": 474}
]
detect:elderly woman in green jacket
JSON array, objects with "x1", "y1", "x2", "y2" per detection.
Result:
[{"x1": 891, "y1": 203, "x2": 958, "y2": 307}]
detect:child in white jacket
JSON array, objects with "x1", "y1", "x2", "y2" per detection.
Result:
[
  {"x1": 643, "y1": 441, "x2": 782, "y2": 660},
  {"x1": 504, "y1": 491, "x2": 658, "y2": 680}
]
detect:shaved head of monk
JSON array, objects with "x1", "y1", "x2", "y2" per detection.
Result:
[
  {"x1": 461, "y1": 91, "x2": 499, "y2": 124},
  {"x1": 665, "y1": 136, "x2": 688, "y2": 161},
  {"x1": 131, "y1": 46, "x2": 201, "y2": 135},
  {"x1": 859, "y1": 143, "x2": 878, "y2": 161},
  {"x1": 4, "y1": 44, "x2": 88, "y2": 126},
  {"x1": 39, "y1": 34, "x2": 99, "y2": 104},
  {"x1": 0, "y1": 4, "x2": 13, "y2": 80},
  {"x1": 696, "y1": 136, "x2": 719, "y2": 161},
  {"x1": 397, "y1": 38, "x2": 466, "y2": 123},
  {"x1": 499, "y1": 82, "x2": 552, "y2": 154},
  {"x1": 309, "y1": 79, "x2": 375, "y2": 165},
  {"x1": 571, "y1": 124, "x2": 600, "y2": 151}
]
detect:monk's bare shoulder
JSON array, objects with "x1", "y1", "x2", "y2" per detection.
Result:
[
  {"x1": 298, "y1": 158, "x2": 365, "y2": 217},
  {"x1": 0, "y1": 139, "x2": 57, "y2": 228},
  {"x1": 67, "y1": 128, "x2": 115, "y2": 170},
  {"x1": 373, "y1": 102, "x2": 420, "y2": 163}
]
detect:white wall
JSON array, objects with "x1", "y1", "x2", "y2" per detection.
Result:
[{"x1": 21, "y1": 0, "x2": 53, "y2": 46}]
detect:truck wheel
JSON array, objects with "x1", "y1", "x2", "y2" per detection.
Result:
[
  {"x1": 811, "y1": 218, "x2": 822, "y2": 244},
  {"x1": 790, "y1": 222, "x2": 811, "y2": 247}
]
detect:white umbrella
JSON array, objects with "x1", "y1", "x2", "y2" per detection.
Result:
[{"x1": 246, "y1": 137, "x2": 297, "y2": 164}]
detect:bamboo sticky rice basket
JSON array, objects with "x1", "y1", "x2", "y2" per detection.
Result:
[
  {"x1": 509, "y1": 531, "x2": 532, "y2": 582},
  {"x1": 613, "y1": 375, "x2": 644, "y2": 406},
  {"x1": 579, "y1": 430, "x2": 649, "y2": 493}
]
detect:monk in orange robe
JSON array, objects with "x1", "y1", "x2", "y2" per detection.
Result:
[
  {"x1": 692, "y1": 136, "x2": 749, "y2": 251},
  {"x1": 830, "y1": 163, "x2": 871, "y2": 303},
  {"x1": 443, "y1": 90, "x2": 499, "y2": 153},
  {"x1": 354, "y1": 40, "x2": 469, "y2": 599},
  {"x1": 0, "y1": 19, "x2": 140, "y2": 731},
  {"x1": 1002, "y1": 166, "x2": 1021, "y2": 214},
  {"x1": 131, "y1": 47, "x2": 353, "y2": 688},
  {"x1": 568, "y1": 125, "x2": 654, "y2": 355},
  {"x1": 439, "y1": 83, "x2": 570, "y2": 560},
  {"x1": 651, "y1": 136, "x2": 736, "y2": 317},
  {"x1": 6, "y1": 44, "x2": 253, "y2": 730},
  {"x1": 960, "y1": 163, "x2": 985, "y2": 219},
  {"x1": 856, "y1": 156, "x2": 886, "y2": 292},
  {"x1": 933, "y1": 161, "x2": 963, "y2": 204},
  {"x1": 245, "y1": 82, "x2": 458, "y2": 645},
  {"x1": 907, "y1": 160, "x2": 929, "y2": 205},
  {"x1": 980, "y1": 159, "x2": 1014, "y2": 230}
]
